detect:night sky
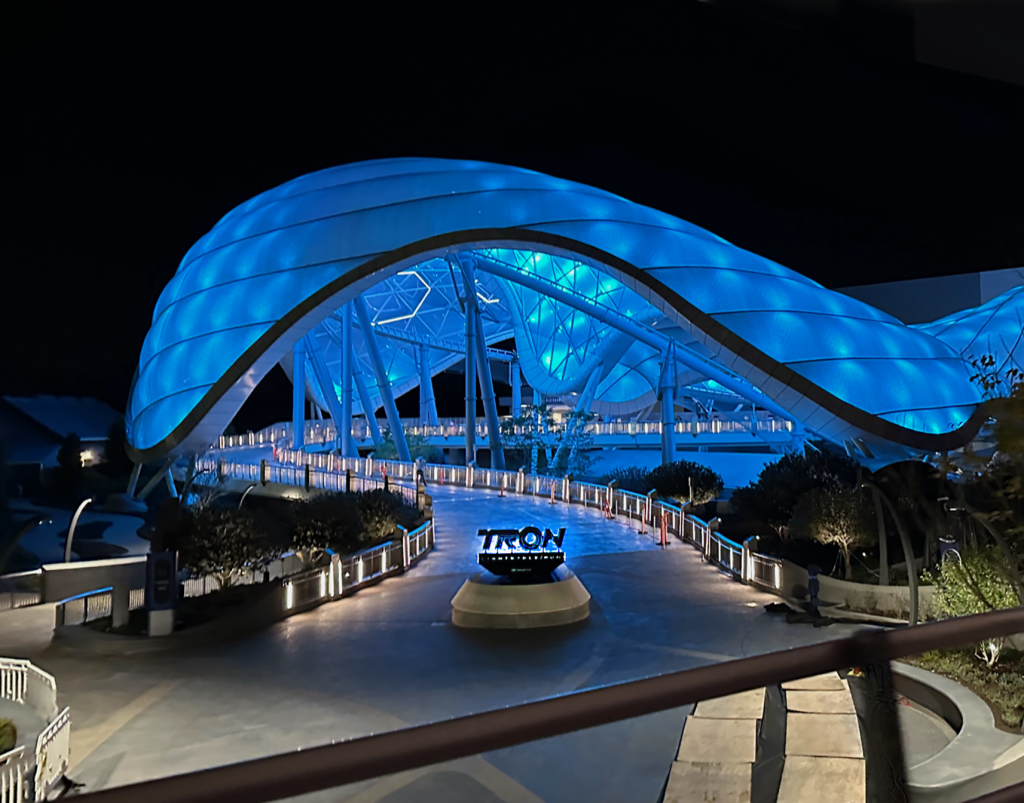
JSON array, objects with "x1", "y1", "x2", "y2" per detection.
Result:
[{"x1": 4, "y1": 4, "x2": 1024, "y2": 425}]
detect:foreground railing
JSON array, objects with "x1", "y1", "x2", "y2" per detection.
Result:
[{"x1": 69, "y1": 607, "x2": 1024, "y2": 803}]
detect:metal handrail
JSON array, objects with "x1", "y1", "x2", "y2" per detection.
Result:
[{"x1": 71, "y1": 607, "x2": 1024, "y2": 803}]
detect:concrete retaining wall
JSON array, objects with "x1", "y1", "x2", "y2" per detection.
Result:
[
  {"x1": 40, "y1": 557, "x2": 146, "y2": 603},
  {"x1": 780, "y1": 559, "x2": 936, "y2": 620}
]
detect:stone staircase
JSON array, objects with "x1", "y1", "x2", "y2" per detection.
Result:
[{"x1": 664, "y1": 672, "x2": 865, "y2": 802}]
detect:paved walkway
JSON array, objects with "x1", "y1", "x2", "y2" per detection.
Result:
[{"x1": 3, "y1": 486, "x2": 866, "y2": 803}]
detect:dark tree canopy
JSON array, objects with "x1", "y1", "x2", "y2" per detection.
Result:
[
  {"x1": 730, "y1": 450, "x2": 860, "y2": 539},
  {"x1": 54, "y1": 432, "x2": 84, "y2": 499}
]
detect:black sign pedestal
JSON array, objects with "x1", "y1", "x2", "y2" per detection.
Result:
[{"x1": 146, "y1": 551, "x2": 178, "y2": 637}]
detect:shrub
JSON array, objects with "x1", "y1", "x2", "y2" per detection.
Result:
[
  {"x1": 291, "y1": 489, "x2": 418, "y2": 558},
  {"x1": 0, "y1": 718, "x2": 16, "y2": 753},
  {"x1": 924, "y1": 547, "x2": 1019, "y2": 667},
  {"x1": 911, "y1": 649, "x2": 1024, "y2": 729},
  {"x1": 647, "y1": 460, "x2": 723, "y2": 504},
  {"x1": 600, "y1": 461, "x2": 724, "y2": 503},
  {"x1": 374, "y1": 429, "x2": 442, "y2": 463},
  {"x1": 357, "y1": 489, "x2": 416, "y2": 542},
  {"x1": 601, "y1": 466, "x2": 650, "y2": 494}
]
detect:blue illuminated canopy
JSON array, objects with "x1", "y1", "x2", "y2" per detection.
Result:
[{"x1": 128, "y1": 157, "x2": 1001, "y2": 463}]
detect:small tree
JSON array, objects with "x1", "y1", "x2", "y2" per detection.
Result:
[
  {"x1": 789, "y1": 486, "x2": 875, "y2": 580},
  {"x1": 374, "y1": 429, "x2": 442, "y2": 463},
  {"x1": 54, "y1": 432, "x2": 84, "y2": 499},
  {"x1": 500, "y1": 403, "x2": 557, "y2": 474},
  {"x1": 731, "y1": 450, "x2": 860, "y2": 540},
  {"x1": 178, "y1": 508, "x2": 282, "y2": 589},
  {"x1": 926, "y1": 548, "x2": 1019, "y2": 667}
]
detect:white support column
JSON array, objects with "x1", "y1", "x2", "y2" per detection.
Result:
[
  {"x1": 126, "y1": 462, "x2": 142, "y2": 496},
  {"x1": 305, "y1": 333, "x2": 358, "y2": 456},
  {"x1": 659, "y1": 342, "x2": 677, "y2": 465},
  {"x1": 474, "y1": 307, "x2": 505, "y2": 470},
  {"x1": 419, "y1": 342, "x2": 439, "y2": 427},
  {"x1": 354, "y1": 297, "x2": 412, "y2": 462},
  {"x1": 510, "y1": 358, "x2": 522, "y2": 418},
  {"x1": 341, "y1": 303, "x2": 356, "y2": 457},
  {"x1": 292, "y1": 338, "x2": 306, "y2": 450},
  {"x1": 164, "y1": 469, "x2": 178, "y2": 498},
  {"x1": 462, "y1": 269, "x2": 477, "y2": 467},
  {"x1": 354, "y1": 361, "x2": 383, "y2": 446}
]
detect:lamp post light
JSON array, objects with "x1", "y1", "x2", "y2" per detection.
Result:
[
  {"x1": 238, "y1": 483, "x2": 258, "y2": 510},
  {"x1": 65, "y1": 498, "x2": 93, "y2": 563}
]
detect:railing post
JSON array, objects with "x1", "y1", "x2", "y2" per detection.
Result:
[
  {"x1": 517, "y1": 467, "x2": 525, "y2": 494},
  {"x1": 345, "y1": 468, "x2": 352, "y2": 493},
  {"x1": 304, "y1": 464, "x2": 311, "y2": 492},
  {"x1": 742, "y1": 536, "x2": 756, "y2": 584},
  {"x1": 259, "y1": 458, "x2": 267, "y2": 485}
]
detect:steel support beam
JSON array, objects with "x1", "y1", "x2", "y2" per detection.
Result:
[
  {"x1": 511, "y1": 358, "x2": 522, "y2": 418},
  {"x1": 292, "y1": 339, "x2": 306, "y2": 450},
  {"x1": 460, "y1": 268, "x2": 477, "y2": 466},
  {"x1": 137, "y1": 456, "x2": 177, "y2": 500},
  {"x1": 305, "y1": 333, "x2": 358, "y2": 457},
  {"x1": 457, "y1": 256, "x2": 504, "y2": 469},
  {"x1": 341, "y1": 304, "x2": 356, "y2": 457},
  {"x1": 473, "y1": 255, "x2": 797, "y2": 425},
  {"x1": 418, "y1": 343, "x2": 439, "y2": 427},
  {"x1": 126, "y1": 462, "x2": 142, "y2": 496},
  {"x1": 354, "y1": 297, "x2": 411, "y2": 462},
  {"x1": 474, "y1": 304, "x2": 506, "y2": 470},
  {"x1": 354, "y1": 362, "x2": 383, "y2": 446}
]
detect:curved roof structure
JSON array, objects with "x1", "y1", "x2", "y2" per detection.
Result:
[
  {"x1": 915, "y1": 285, "x2": 1024, "y2": 395},
  {"x1": 128, "y1": 157, "x2": 994, "y2": 464}
]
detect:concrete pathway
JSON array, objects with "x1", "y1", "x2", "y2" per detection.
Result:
[
  {"x1": 666, "y1": 688, "x2": 765, "y2": 801},
  {"x1": 779, "y1": 673, "x2": 865, "y2": 802},
  {"x1": 2, "y1": 486, "x2": 866, "y2": 803}
]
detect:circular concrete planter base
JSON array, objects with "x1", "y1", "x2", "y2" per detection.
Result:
[{"x1": 451, "y1": 566, "x2": 591, "y2": 629}]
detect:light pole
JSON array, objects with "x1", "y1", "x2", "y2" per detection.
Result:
[
  {"x1": 238, "y1": 483, "x2": 258, "y2": 510},
  {"x1": 65, "y1": 498, "x2": 93, "y2": 563}
]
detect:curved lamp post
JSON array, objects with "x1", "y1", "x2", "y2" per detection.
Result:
[
  {"x1": 64, "y1": 498, "x2": 93, "y2": 563},
  {"x1": 238, "y1": 483, "x2": 258, "y2": 510}
]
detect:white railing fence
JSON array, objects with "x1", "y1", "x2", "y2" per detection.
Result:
[
  {"x1": 0, "y1": 658, "x2": 69, "y2": 802},
  {"x1": 0, "y1": 747, "x2": 28, "y2": 803},
  {"x1": 33, "y1": 707, "x2": 71, "y2": 799},
  {"x1": 284, "y1": 519, "x2": 435, "y2": 611},
  {"x1": 53, "y1": 586, "x2": 146, "y2": 628},
  {"x1": 212, "y1": 414, "x2": 795, "y2": 452},
  {"x1": 0, "y1": 572, "x2": 42, "y2": 614},
  {"x1": 212, "y1": 437, "x2": 781, "y2": 593}
]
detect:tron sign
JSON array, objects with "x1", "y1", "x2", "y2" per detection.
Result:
[
  {"x1": 477, "y1": 526, "x2": 567, "y2": 577},
  {"x1": 478, "y1": 526, "x2": 566, "y2": 552}
]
